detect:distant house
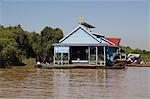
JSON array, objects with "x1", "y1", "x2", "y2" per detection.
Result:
[{"x1": 53, "y1": 22, "x2": 125, "y2": 66}]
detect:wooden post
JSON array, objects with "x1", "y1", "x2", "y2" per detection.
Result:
[
  {"x1": 104, "y1": 46, "x2": 106, "y2": 66},
  {"x1": 96, "y1": 46, "x2": 98, "y2": 65},
  {"x1": 68, "y1": 47, "x2": 70, "y2": 65},
  {"x1": 88, "y1": 46, "x2": 90, "y2": 64},
  {"x1": 54, "y1": 47, "x2": 55, "y2": 65},
  {"x1": 61, "y1": 53, "x2": 63, "y2": 65}
]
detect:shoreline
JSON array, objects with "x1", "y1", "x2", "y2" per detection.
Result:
[
  {"x1": 127, "y1": 64, "x2": 150, "y2": 67},
  {"x1": 1, "y1": 63, "x2": 150, "y2": 69}
]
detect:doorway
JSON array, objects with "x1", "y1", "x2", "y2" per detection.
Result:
[{"x1": 70, "y1": 46, "x2": 88, "y2": 63}]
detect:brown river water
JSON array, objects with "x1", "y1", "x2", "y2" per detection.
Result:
[{"x1": 0, "y1": 67, "x2": 150, "y2": 99}]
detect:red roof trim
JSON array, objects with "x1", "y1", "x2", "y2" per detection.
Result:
[{"x1": 105, "y1": 38, "x2": 121, "y2": 45}]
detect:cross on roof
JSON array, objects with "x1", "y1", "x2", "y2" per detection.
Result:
[{"x1": 78, "y1": 16, "x2": 84, "y2": 24}]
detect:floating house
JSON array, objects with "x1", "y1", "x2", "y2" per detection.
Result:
[{"x1": 53, "y1": 22, "x2": 126, "y2": 67}]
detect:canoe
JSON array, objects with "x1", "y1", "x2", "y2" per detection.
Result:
[
  {"x1": 105, "y1": 65, "x2": 126, "y2": 69},
  {"x1": 127, "y1": 64, "x2": 150, "y2": 67},
  {"x1": 43, "y1": 65, "x2": 78, "y2": 69},
  {"x1": 39, "y1": 64, "x2": 78, "y2": 69},
  {"x1": 105, "y1": 59, "x2": 126, "y2": 69}
]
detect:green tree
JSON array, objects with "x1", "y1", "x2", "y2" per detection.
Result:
[
  {"x1": 39, "y1": 26, "x2": 63, "y2": 63},
  {"x1": 0, "y1": 25, "x2": 63, "y2": 67}
]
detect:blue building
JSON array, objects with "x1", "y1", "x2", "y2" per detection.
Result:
[{"x1": 53, "y1": 22, "x2": 126, "y2": 67}]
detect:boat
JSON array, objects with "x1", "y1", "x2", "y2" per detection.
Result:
[
  {"x1": 36, "y1": 63, "x2": 78, "y2": 69},
  {"x1": 36, "y1": 58, "x2": 127, "y2": 69},
  {"x1": 127, "y1": 64, "x2": 150, "y2": 67},
  {"x1": 105, "y1": 59, "x2": 126, "y2": 69}
]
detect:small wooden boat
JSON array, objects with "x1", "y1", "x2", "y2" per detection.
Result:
[
  {"x1": 127, "y1": 64, "x2": 150, "y2": 67},
  {"x1": 105, "y1": 59, "x2": 126, "y2": 69},
  {"x1": 105, "y1": 65, "x2": 126, "y2": 69},
  {"x1": 37, "y1": 63, "x2": 78, "y2": 69},
  {"x1": 36, "y1": 59, "x2": 127, "y2": 69}
]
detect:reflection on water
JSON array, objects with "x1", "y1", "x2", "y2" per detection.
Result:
[{"x1": 0, "y1": 67, "x2": 150, "y2": 99}]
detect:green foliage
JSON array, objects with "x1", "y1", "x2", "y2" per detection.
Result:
[
  {"x1": 121, "y1": 46, "x2": 150, "y2": 62},
  {"x1": 1, "y1": 44, "x2": 22, "y2": 66},
  {"x1": 0, "y1": 25, "x2": 64, "y2": 67},
  {"x1": 35, "y1": 27, "x2": 63, "y2": 63}
]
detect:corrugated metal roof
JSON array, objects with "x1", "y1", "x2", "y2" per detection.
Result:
[
  {"x1": 59, "y1": 25, "x2": 100, "y2": 43},
  {"x1": 57, "y1": 25, "x2": 120, "y2": 46}
]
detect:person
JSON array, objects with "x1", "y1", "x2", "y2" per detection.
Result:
[
  {"x1": 36, "y1": 61, "x2": 41, "y2": 68},
  {"x1": 37, "y1": 61, "x2": 40, "y2": 65}
]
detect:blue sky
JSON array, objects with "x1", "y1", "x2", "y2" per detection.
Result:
[{"x1": 0, "y1": 0, "x2": 150, "y2": 51}]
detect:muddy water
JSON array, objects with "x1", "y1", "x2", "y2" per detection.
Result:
[{"x1": 0, "y1": 67, "x2": 150, "y2": 99}]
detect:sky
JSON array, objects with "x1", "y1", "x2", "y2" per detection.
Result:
[{"x1": 0, "y1": 0, "x2": 150, "y2": 51}]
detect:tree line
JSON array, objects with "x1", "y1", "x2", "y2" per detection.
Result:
[
  {"x1": 121, "y1": 46, "x2": 150, "y2": 62},
  {"x1": 0, "y1": 25, "x2": 149, "y2": 68},
  {"x1": 0, "y1": 25, "x2": 63, "y2": 67}
]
